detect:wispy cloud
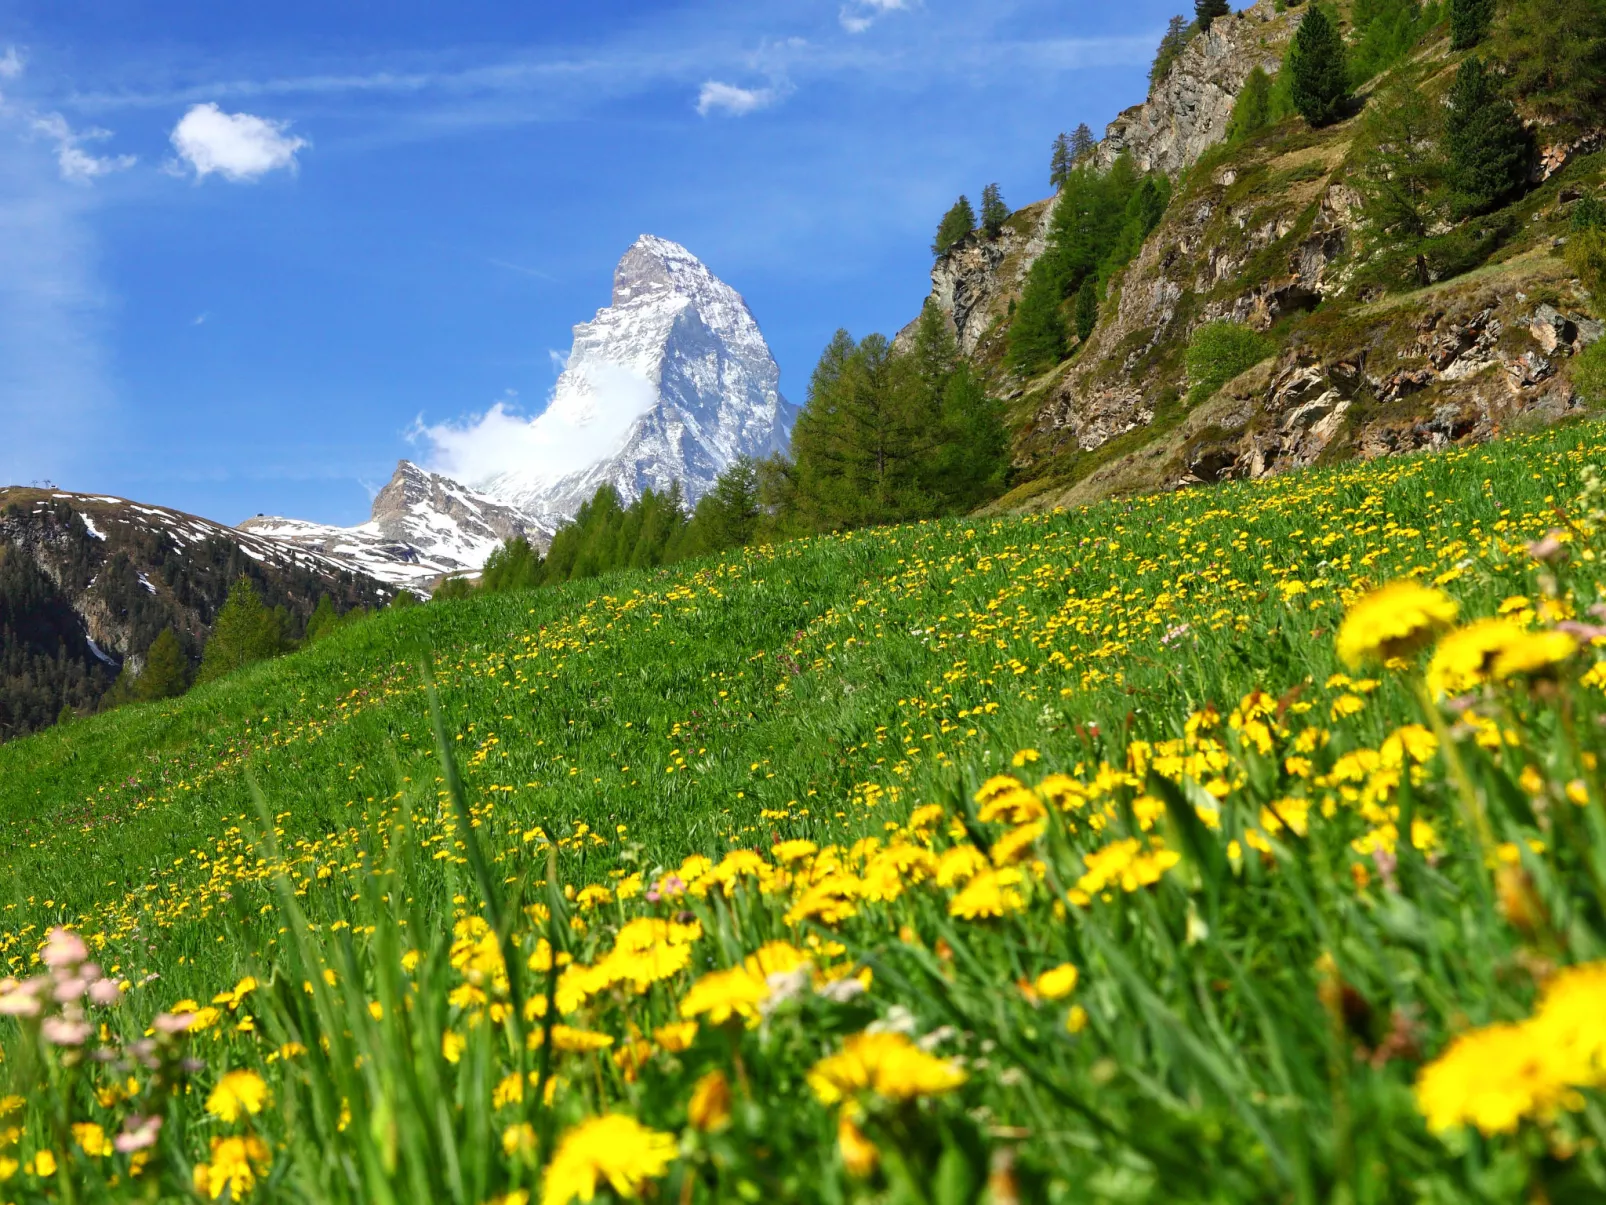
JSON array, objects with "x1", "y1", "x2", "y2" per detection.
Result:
[
  {"x1": 840, "y1": 0, "x2": 916, "y2": 34},
  {"x1": 30, "y1": 112, "x2": 136, "y2": 182},
  {"x1": 696, "y1": 80, "x2": 781, "y2": 117},
  {"x1": 169, "y1": 103, "x2": 307, "y2": 181}
]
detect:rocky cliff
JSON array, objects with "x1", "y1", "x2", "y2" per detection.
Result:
[{"x1": 903, "y1": 4, "x2": 1605, "y2": 512}]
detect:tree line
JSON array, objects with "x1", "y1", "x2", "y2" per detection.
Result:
[{"x1": 457, "y1": 303, "x2": 1013, "y2": 601}]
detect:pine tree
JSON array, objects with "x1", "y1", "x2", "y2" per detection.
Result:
[
  {"x1": 1226, "y1": 66, "x2": 1274, "y2": 143},
  {"x1": 1449, "y1": 0, "x2": 1494, "y2": 50},
  {"x1": 1073, "y1": 277, "x2": 1100, "y2": 344},
  {"x1": 980, "y1": 184, "x2": 1010, "y2": 238},
  {"x1": 1070, "y1": 123, "x2": 1096, "y2": 163},
  {"x1": 1195, "y1": 0, "x2": 1231, "y2": 33},
  {"x1": 304, "y1": 595, "x2": 340, "y2": 644},
  {"x1": 136, "y1": 628, "x2": 188, "y2": 701},
  {"x1": 1008, "y1": 258, "x2": 1069, "y2": 376},
  {"x1": 1445, "y1": 56, "x2": 1531, "y2": 216},
  {"x1": 1151, "y1": 15, "x2": 1190, "y2": 84},
  {"x1": 1050, "y1": 134, "x2": 1073, "y2": 189},
  {"x1": 197, "y1": 577, "x2": 285, "y2": 684},
  {"x1": 480, "y1": 537, "x2": 543, "y2": 593},
  {"x1": 1288, "y1": 5, "x2": 1351, "y2": 127},
  {"x1": 932, "y1": 196, "x2": 977, "y2": 257},
  {"x1": 1498, "y1": 0, "x2": 1606, "y2": 133},
  {"x1": 933, "y1": 363, "x2": 1009, "y2": 511},
  {"x1": 1356, "y1": 85, "x2": 1445, "y2": 237}
]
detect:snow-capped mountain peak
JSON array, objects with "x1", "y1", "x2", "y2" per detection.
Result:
[{"x1": 473, "y1": 235, "x2": 797, "y2": 526}]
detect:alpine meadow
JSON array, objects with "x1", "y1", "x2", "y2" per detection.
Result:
[{"x1": 5, "y1": 0, "x2": 1606, "y2": 1202}]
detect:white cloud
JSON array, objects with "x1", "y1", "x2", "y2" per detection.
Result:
[
  {"x1": 416, "y1": 362, "x2": 657, "y2": 489},
  {"x1": 0, "y1": 47, "x2": 24, "y2": 82},
  {"x1": 840, "y1": 0, "x2": 914, "y2": 33},
  {"x1": 30, "y1": 113, "x2": 136, "y2": 183},
  {"x1": 169, "y1": 103, "x2": 307, "y2": 182},
  {"x1": 696, "y1": 80, "x2": 778, "y2": 117}
]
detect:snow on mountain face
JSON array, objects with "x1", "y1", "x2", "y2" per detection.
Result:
[
  {"x1": 475, "y1": 235, "x2": 798, "y2": 526},
  {"x1": 239, "y1": 461, "x2": 538, "y2": 592}
]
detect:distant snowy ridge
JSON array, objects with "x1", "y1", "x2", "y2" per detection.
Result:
[
  {"x1": 239, "y1": 461, "x2": 539, "y2": 591},
  {"x1": 472, "y1": 235, "x2": 797, "y2": 527}
]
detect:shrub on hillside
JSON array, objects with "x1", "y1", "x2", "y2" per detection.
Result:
[
  {"x1": 1576, "y1": 339, "x2": 1606, "y2": 406},
  {"x1": 1185, "y1": 322, "x2": 1278, "y2": 404}
]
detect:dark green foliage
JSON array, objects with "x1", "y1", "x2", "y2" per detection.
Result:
[
  {"x1": 136, "y1": 628, "x2": 189, "y2": 701},
  {"x1": 1226, "y1": 67, "x2": 1275, "y2": 143},
  {"x1": 388, "y1": 589, "x2": 419, "y2": 610},
  {"x1": 1185, "y1": 322, "x2": 1278, "y2": 404},
  {"x1": 0, "y1": 531, "x2": 114, "y2": 740},
  {"x1": 1195, "y1": 0, "x2": 1231, "y2": 31},
  {"x1": 1349, "y1": 0, "x2": 1439, "y2": 85},
  {"x1": 1416, "y1": 213, "x2": 1515, "y2": 281},
  {"x1": 479, "y1": 537, "x2": 543, "y2": 594},
  {"x1": 1355, "y1": 84, "x2": 1446, "y2": 238},
  {"x1": 932, "y1": 196, "x2": 976, "y2": 258},
  {"x1": 1498, "y1": 0, "x2": 1606, "y2": 131},
  {"x1": 540, "y1": 484, "x2": 689, "y2": 586},
  {"x1": 1074, "y1": 277, "x2": 1100, "y2": 344},
  {"x1": 783, "y1": 306, "x2": 1008, "y2": 532},
  {"x1": 1071, "y1": 123, "x2": 1096, "y2": 163},
  {"x1": 1289, "y1": 4, "x2": 1349, "y2": 126},
  {"x1": 1449, "y1": 0, "x2": 1493, "y2": 49},
  {"x1": 679, "y1": 458, "x2": 761, "y2": 557},
  {"x1": 1445, "y1": 57, "x2": 1530, "y2": 217},
  {"x1": 197, "y1": 577, "x2": 293, "y2": 684},
  {"x1": 1007, "y1": 160, "x2": 1170, "y2": 376},
  {"x1": 1050, "y1": 133, "x2": 1074, "y2": 189},
  {"x1": 980, "y1": 184, "x2": 1010, "y2": 238},
  {"x1": 1007, "y1": 260, "x2": 1070, "y2": 377},
  {"x1": 433, "y1": 576, "x2": 476, "y2": 601},
  {"x1": 1573, "y1": 194, "x2": 1606, "y2": 233},
  {"x1": 1151, "y1": 15, "x2": 1191, "y2": 85},
  {"x1": 1567, "y1": 229, "x2": 1606, "y2": 297}
]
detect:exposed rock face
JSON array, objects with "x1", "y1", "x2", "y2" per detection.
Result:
[
  {"x1": 898, "y1": 200, "x2": 1055, "y2": 357},
  {"x1": 478, "y1": 235, "x2": 798, "y2": 529},
  {"x1": 241, "y1": 461, "x2": 535, "y2": 592},
  {"x1": 1095, "y1": 2, "x2": 1289, "y2": 177}
]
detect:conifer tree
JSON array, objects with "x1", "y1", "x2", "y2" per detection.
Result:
[
  {"x1": 932, "y1": 196, "x2": 977, "y2": 257},
  {"x1": 1151, "y1": 15, "x2": 1190, "y2": 84},
  {"x1": 1195, "y1": 0, "x2": 1231, "y2": 33},
  {"x1": 1445, "y1": 56, "x2": 1531, "y2": 216},
  {"x1": 1070, "y1": 123, "x2": 1096, "y2": 163},
  {"x1": 197, "y1": 577, "x2": 286, "y2": 684},
  {"x1": 480, "y1": 537, "x2": 543, "y2": 593},
  {"x1": 1288, "y1": 4, "x2": 1351, "y2": 127},
  {"x1": 933, "y1": 363, "x2": 1009, "y2": 511},
  {"x1": 137, "y1": 628, "x2": 188, "y2": 701},
  {"x1": 980, "y1": 184, "x2": 1010, "y2": 238},
  {"x1": 1226, "y1": 66, "x2": 1274, "y2": 142},
  {"x1": 1498, "y1": 0, "x2": 1606, "y2": 132},
  {"x1": 304, "y1": 595, "x2": 340, "y2": 644},
  {"x1": 1008, "y1": 258, "x2": 1069, "y2": 376},
  {"x1": 1449, "y1": 0, "x2": 1494, "y2": 50},
  {"x1": 1356, "y1": 85, "x2": 1445, "y2": 237},
  {"x1": 1050, "y1": 134, "x2": 1074, "y2": 189},
  {"x1": 1074, "y1": 277, "x2": 1100, "y2": 344}
]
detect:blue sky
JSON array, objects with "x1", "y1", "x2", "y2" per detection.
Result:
[{"x1": 0, "y1": 0, "x2": 1174, "y2": 526}]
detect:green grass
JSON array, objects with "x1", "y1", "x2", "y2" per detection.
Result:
[{"x1": 6, "y1": 421, "x2": 1606, "y2": 1201}]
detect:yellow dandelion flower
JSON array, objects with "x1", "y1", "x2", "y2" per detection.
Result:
[
  {"x1": 194, "y1": 1135, "x2": 270, "y2": 1201},
  {"x1": 1033, "y1": 963, "x2": 1080, "y2": 1001},
  {"x1": 1336, "y1": 581, "x2": 1458, "y2": 668},
  {"x1": 653, "y1": 1020, "x2": 698, "y2": 1053},
  {"x1": 677, "y1": 967, "x2": 768, "y2": 1025},
  {"x1": 1491, "y1": 630, "x2": 1578, "y2": 681},
  {"x1": 72, "y1": 1123, "x2": 111, "y2": 1158},
  {"x1": 808, "y1": 1030, "x2": 966, "y2": 1105},
  {"x1": 1426, "y1": 619, "x2": 1524, "y2": 696},
  {"x1": 687, "y1": 1069, "x2": 732, "y2": 1132},
  {"x1": 503, "y1": 1123, "x2": 538, "y2": 1159},
  {"x1": 837, "y1": 1112, "x2": 878, "y2": 1177},
  {"x1": 540, "y1": 1114, "x2": 676, "y2": 1205},
  {"x1": 205, "y1": 1070, "x2": 269, "y2": 1123},
  {"x1": 948, "y1": 866, "x2": 1027, "y2": 919}
]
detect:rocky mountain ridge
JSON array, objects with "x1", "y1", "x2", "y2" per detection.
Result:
[
  {"x1": 0, "y1": 488, "x2": 389, "y2": 738},
  {"x1": 240, "y1": 460, "x2": 539, "y2": 591}
]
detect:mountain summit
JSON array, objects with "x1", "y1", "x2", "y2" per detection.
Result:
[{"x1": 475, "y1": 234, "x2": 797, "y2": 527}]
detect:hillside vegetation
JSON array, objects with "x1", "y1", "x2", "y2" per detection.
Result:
[{"x1": 5, "y1": 418, "x2": 1606, "y2": 1200}]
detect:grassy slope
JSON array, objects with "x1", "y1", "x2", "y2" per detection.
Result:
[{"x1": 2, "y1": 419, "x2": 1597, "y2": 1000}]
